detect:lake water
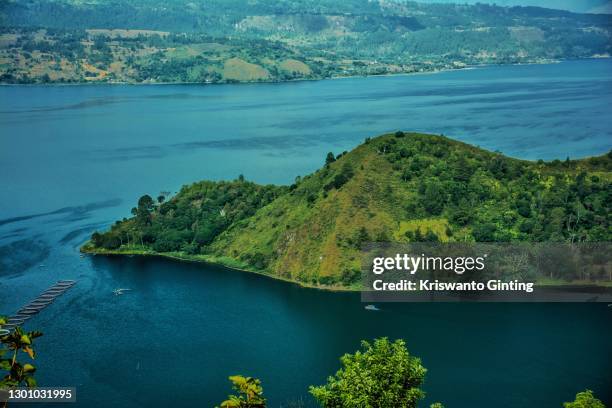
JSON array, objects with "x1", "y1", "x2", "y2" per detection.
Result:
[{"x1": 0, "y1": 59, "x2": 611, "y2": 407}]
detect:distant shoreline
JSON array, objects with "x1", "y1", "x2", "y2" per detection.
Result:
[
  {"x1": 3, "y1": 57, "x2": 607, "y2": 88},
  {"x1": 0, "y1": 64, "x2": 466, "y2": 87}
]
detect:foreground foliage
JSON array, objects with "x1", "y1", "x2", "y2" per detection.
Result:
[
  {"x1": 219, "y1": 375, "x2": 266, "y2": 408},
  {"x1": 309, "y1": 338, "x2": 427, "y2": 407},
  {"x1": 563, "y1": 390, "x2": 605, "y2": 408},
  {"x1": 84, "y1": 132, "x2": 612, "y2": 288},
  {"x1": 0, "y1": 317, "x2": 42, "y2": 407},
  {"x1": 220, "y1": 339, "x2": 604, "y2": 407}
]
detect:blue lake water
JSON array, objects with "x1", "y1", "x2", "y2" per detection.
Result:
[{"x1": 0, "y1": 59, "x2": 611, "y2": 407}]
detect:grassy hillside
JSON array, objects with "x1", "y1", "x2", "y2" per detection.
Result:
[
  {"x1": 2, "y1": 0, "x2": 611, "y2": 84},
  {"x1": 82, "y1": 133, "x2": 612, "y2": 288}
]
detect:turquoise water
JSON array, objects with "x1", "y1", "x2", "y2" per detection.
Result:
[{"x1": 0, "y1": 59, "x2": 611, "y2": 407}]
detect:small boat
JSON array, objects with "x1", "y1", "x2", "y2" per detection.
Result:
[
  {"x1": 113, "y1": 288, "x2": 132, "y2": 296},
  {"x1": 364, "y1": 304, "x2": 380, "y2": 311}
]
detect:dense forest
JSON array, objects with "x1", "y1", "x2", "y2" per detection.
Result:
[
  {"x1": 83, "y1": 133, "x2": 612, "y2": 288},
  {"x1": 1, "y1": 0, "x2": 611, "y2": 83}
]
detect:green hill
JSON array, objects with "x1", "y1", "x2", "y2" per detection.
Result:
[{"x1": 81, "y1": 133, "x2": 612, "y2": 289}]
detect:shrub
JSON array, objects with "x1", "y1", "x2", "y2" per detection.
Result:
[
  {"x1": 219, "y1": 375, "x2": 266, "y2": 408},
  {"x1": 563, "y1": 390, "x2": 604, "y2": 408},
  {"x1": 309, "y1": 338, "x2": 426, "y2": 407}
]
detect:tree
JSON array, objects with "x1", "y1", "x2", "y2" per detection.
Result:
[
  {"x1": 218, "y1": 375, "x2": 266, "y2": 408},
  {"x1": 563, "y1": 390, "x2": 604, "y2": 408},
  {"x1": 422, "y1": 180, "x2": 445, "y2": 215},
  {"x1": 325, "y1": 152, "x2": 336, "y2": 166},
  {"x1": 1, "y1": 318, "x2": 43, "y2": 408},
  {"x1": 324, "y1": 164, "x2": 354, "y2": 191},
  {"x1": 452, "y1": 155, "x2": 472, "y2": 182},
  {"x1": 138, "y1": 194, "x2": 154, "y2": 212},
  {"x1": 356, "y1": 226, "x2": 370, "y2": 246},
  {"x1": 424, "y1": 229, "x2": 439, "y2": 242},
  {"x1": 91, "y1": 232, "x2": 103, "y2": 247},
  {"x1": 488, "y1": 155, "x2": 509, "y2": 179},
  {"x1": 547, "y1": 207, "x2": 566, "y2": 239},
  {"x1": 340, "y1": 268, "x2": 361, "y2": 286},
  {"x1": 136, "y1": 194, "x2": 154, "y2": 226},
  {"x1": 472, "y1": 222, "x2": 496, "y2": 242},
  {"x1": 309, "y1": 338, "x2": 426, "y2": 407},
  {"x1": 107, "y1": 233, "x2": 122, "y2": 249},
  {"x1": 516, "y1": 199, "x2": 531, "y2": 218},
  {"x1": 412, "y1": 228, "x2": 424, "y2": 242}
]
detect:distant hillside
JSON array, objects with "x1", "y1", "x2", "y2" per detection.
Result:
[
  {"x1": 82, "y1": 133, "x2": 612, "y2": 288},
  {"x1": 1, "y1": 0, "x2": 611, "y2": 83},
  {"x1": 413, "y1": 0, "x2": 611, "y2": 14}
]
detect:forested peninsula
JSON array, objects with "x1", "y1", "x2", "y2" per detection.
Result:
[
  {"x1": 1, "y1": 0, "x2": 611, "y2": 84},
  {"x1": 81, "y1": 133, "x2": 612, "y2": 289}
]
